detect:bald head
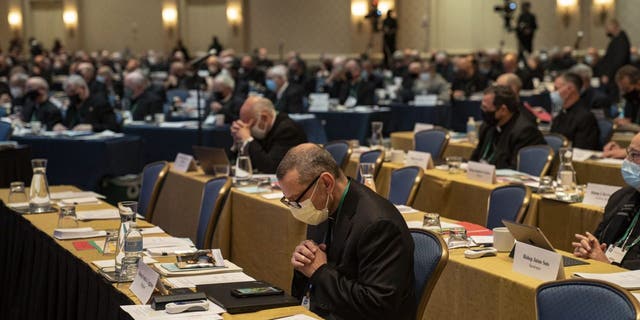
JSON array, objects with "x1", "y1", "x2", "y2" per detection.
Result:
[
  {"x1": 496, "y1": 73, "x2": 522, "y2": 95},
  {"x1": 502, "y1": 53, "x2": 518, "y2": 73},
  {"x1": 277, "y1": 143, "x2": 343, "y2": 185}
]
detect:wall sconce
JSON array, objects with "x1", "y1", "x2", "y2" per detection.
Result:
[
  {"x1": 162, "y1": 6, "x2": 178, "y2": 36},
  {"x1": 226, "y1": 6, "x2": 241, "y2": 34},
  {"x1": 594, "y1": 0, "x2": 614, "y2": 24},
  {"x1": 7, "y1": 11, "x2": 22, "y2": 33},
  {"x1": 557, "y1": 0, "x2": 577, "y2": 27},
  {"x1": 377, "y1": 1, "x2": 394, "y2": 15},
  {"x1": 63, "y1": 9, "x2": 78, "y2": 36},
  {"x1": 351, "y1": 2, "x2": 367, "y2": 31}
]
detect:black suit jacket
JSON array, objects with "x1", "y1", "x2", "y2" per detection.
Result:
[
  {"x1": 335, "y1": 79, "x2": 376, "y2": 106},
  {"x1": 291, "y1": 181, "x2": 416, "y2": 320},
  {"x1": 21, "y1": 98, "x2": 63, "y2": 130},
  {"x1": 273, "y1": 83, "x2": 305, "y2": 114},
  {"x1": 595, "y1": 186, "x2": 640, "y2": 270},
  {"x1": 597, "y1": 31, "x2": 631, "y2": 79},
  {"x1": 471, "y1": 113, "x2": 546, "y2": 169},
  {"x1": 131, "y1": 88, "x2": 164, "y2": 121},
  {"x1": 550, "y1": 101, "x2": 600, "y2": 150},
  {"x1": 580, "y1": 87, "x2": 611, "y2": 112},
  {"x1": 246, "y1": 113, "x2": 307, "y2": 173},
  {"x1": 63, "y1": 94, "x2": 120, "y2": 132},
  {"x1": 205, "y1": 95, "x2": 244, "y2": 123}
]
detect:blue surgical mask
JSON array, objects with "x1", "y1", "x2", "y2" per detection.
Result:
[
  {"x1": 550, "y1": 91, "x2": 564, "y2": 108},
  {"x1": 266, "y1": 79, "x2": 277, "y2": 92},
  {"x1": 622, "y1": 159, "x2": 640, "y2": 190}
]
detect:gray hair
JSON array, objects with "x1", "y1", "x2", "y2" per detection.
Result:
[
  {"x1": 276, "y1": 143, "x2": 343, "y2": 185},
  {"x1": 267, "y1": 65, "x2": 288, "y2": 81},
  {"x1": 125, "y1": 71, "x2": 147, "y2": 89},
  {"x1": 27, "y1": 76, "x2": 49, "y2": 91},
  {"x1": 251, "y1": 97, "x2": 276, "y2": 119},
  {"x1": 63, "y1": 74, "x2": 89, "y2": 92},
  {"x1": 497, "y1": 73, "x2": 523, "y2": 93},
  {"x1": 570, "y1": 63, "x2": 593, "y2": 83},
  {"x1": 214, "y1": 72, "x2": 235, "y2": 90}
]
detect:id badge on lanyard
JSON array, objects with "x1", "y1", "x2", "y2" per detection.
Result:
[{"x1": 606, "y1": 245, "x2": 627, "y2": 264}]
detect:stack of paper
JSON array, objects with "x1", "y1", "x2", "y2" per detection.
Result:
[
  {"x1": 573, "y1": 270, "x2": 640, "y2": 289},
  {"x1": 60, "y1": 197, "x2": 101, "y2": 205},
  {"x1": 54, "y1": 227, "x2": 107, "y2": 240},
  {"x1": 143, "y1": 237, "x2": 196, "y2": 256},
  {"x1": 164, "y1": 272, "x2": 255, "y2": 288},
  {"x1": 92, "y1": 256, "x2": 157, "y2": 268},
  {"x1": 121, "y1": 301, "x2": 225, "y2": 320},
  {"x1": 76, "y1": 209, "x2": 119, "y2": 221},
  {"x1": 395, "y1": 205, "x2": 419, "y2": 214},
  {"x1": 153, "y1": 260, "x2": 243, "y2": 277},
  {"x1": 50, "y1": 191, "x2": 105, "y2": 200}
]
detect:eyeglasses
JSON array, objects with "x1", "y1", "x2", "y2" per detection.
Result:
[
  {"x1": 280, "y1": 175, "x2": 321, "y2": 209},
  {"x1": 628, "y1": 148, "x2": 640, "y2": 163}
]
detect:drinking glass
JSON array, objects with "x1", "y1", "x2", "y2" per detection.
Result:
[
  {"x1": 423, "y1": 213, "x2": 442, "y2": 233},
  {"x1": 446, "y1": 156, "x2": 463, "y2": 174},
  {"x1": 213, "y1": 164, "x2": 230, "y2": 177},
  {"x1": 8, "y1": 181, "x2": 29, "y2": 205},
  {"x1": 359, "y1": 163, "x2": 376, "y2": 191},
  {"x1": 29, "y1": 159, "x2": 51, "y2": 213},
  {"x1": 447, "y1": 227, "x2": 470, "y2": 248},
  {"x1": 537, "y1": 176, "x2": 554, "y2": 194},
  {"x1": 30, "y1": 121, "x2": 42, "y2": 134},
  {"x1": 235, "y1": 156, "x2": 253, "y2": 183},
  {"x1": 57, "y1": 205, "x2": 78, "y2": 228},
  {"x1": 370, "y1": 121, "x2": 384, "y2": 148}
]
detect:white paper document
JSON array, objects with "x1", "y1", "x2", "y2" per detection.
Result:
[
  {"x1": 60, "y1": 197, "x2": 101, "y2": 205},
  {"x1": 76, "y1": 209, "x2": 119, "y2": 221},
  {"x1": 395, "y1": 205, "x2": 419, "y2": 214},
  {"x1": 261, "y1": 191, "x2": 284, "y2": 200},
  {"x1": 91, "y1": 257, "x2": 158, "y2": 268},
  {"x1": 50, "y1": 191, "x2": 106, "y2": 200},
  {"x1": 120, "y1": 301, "x2": 224, "y2": 320},
  {"x1": 53, "y1": 227, "x2": 107, "y2": 240},
  {"x1": 140, "y1": 227, "x2": 165, "y2": 235},
  {"x1": 143, "y1": 237, "x2": 195, "y2": 249},
  {"x1": 573, "y1": 270, "x2": 640, "y2": 289},
  {"x1": 165, "y1": 272, "x2": 255, "y2": 288}
]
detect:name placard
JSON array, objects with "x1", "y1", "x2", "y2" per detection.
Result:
[
  {"x1": 582, "y1": 183, "x2": 621, "y2": 207},
  {"x1": 413, "y1": 123, "x2": 435, "y2": 134},
  {"x1": 466, "y1": 161, "x2": 496, "y2": 184},
  {"x1": 130, "y1": 260, "x2": 160, "y2": 304},
  {"x1": 404, "y1": 150, "x2": 432, "y2": 170},
  {"x1": 173, "y1": 153, "x2": 197, "y2": 173},
  {"x1": 414, "y1": 95, "x2": 438, "y2": 106},
  {"x1": 513, "y1": 241, "x2": 564, "y2": 281},
  {"x1": 308, "y1": 93, "x2": 330, "y2": 111}
]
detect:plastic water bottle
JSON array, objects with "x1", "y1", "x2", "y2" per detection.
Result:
[
  {"x1": 122, "y1": 227, "x2": 143, "y2": 279},
  {"x1": 466, "y1": 117, "x2": 477, "y2": 145}
]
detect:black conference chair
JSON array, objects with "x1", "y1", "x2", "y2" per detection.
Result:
[
  {"x1": 388, "y1": 166, "x2": 424, "y2": 206},
  {"x1": 486, "y1": 183, "x2": 531, "y2": 230},
  {"x1": 411, "y1": 228, "x2": 449, "y2": 320}
]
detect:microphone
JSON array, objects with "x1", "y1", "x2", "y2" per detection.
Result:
[{"x1": 189, "y1": 49, "x2": 217, "y2": 67}]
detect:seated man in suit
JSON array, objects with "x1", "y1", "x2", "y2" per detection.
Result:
[
  {"x1": 496, "y1": 73, "x2": 537, "y2": 123},
  {"x1": 77, "y1": 62, "x2": 108, "y2": 100},
  {"x1": 55, "y1": 75, "x2": 119, "y2": 132},
  {"x1": 278, "y1": 143, "x2": 415, "y2": 320},
  {"x1": 266, "y1": 65, "x2": 305, "y2": 114},
  {"x1": 470, "y1": 85, "x2": 545, "y2": 169},
  {"x1": 501, "y1": 53, "x2": 534, "y2": 90},
  {"x1": 20, "y1": 76, "x2": 63, "y2": 130},
  {"x1": 334, "y1": 59, "x2": 376, "y2": 106},
  {"x1": 230, "y1": 96, "x2": 307, "y2": 173},
  {"x1": 205, "y1": 72, "x2": 244, "y2": 123},
  {"x1": 570, "y1": 63, "x2": 611, "y2": 116},
  {"x1": 550, "y1": 72, "x2": 601, "y2": 150},
  {"x1": 574, "y1": 132, "x2": 640, "y2": 270},
  {"x1": 612, "y1": 65, "x2": 640, "y2": 126},
  {"x1": 451, "y1": 55, "x2": 489, "y2": 99},
  {"x1": 124, "y1": 71, "x2": 164, "y2": 121}
]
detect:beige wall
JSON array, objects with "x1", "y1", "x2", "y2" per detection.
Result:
[{"x1": 0, "y1": 0, "x2": 637, "y2": 58}]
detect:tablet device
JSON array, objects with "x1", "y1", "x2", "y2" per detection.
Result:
[{"x1": 192, "y1": 146, "x2": 229, "y2": 175}]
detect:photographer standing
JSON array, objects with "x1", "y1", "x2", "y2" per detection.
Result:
[{"x1": 516, "y1": 2, "x2": 537, "y2": 58}]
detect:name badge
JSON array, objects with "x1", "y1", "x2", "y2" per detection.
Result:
[{"x1": 606, "y1": 245, "x2": 627, "y2": 264}]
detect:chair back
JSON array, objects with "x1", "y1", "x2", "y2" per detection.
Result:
[
  {"x1": 517, "y1": 145, "x2": 554, "y2": 177},
  {"x1": 138, "y1": 161, "x2": 169, "y2": 221},
  {"x1": 536, "y1": 279, "x2": 640, "y2": 320},
  {"x1": 414, "y1": 129, "x2": 450, "y2": 160},
  {"x1": 389, "y1": 166, "x2": 424, "y2": 206},
  {"x1": 196, "y1": 177, "x2": 232, "y2": 249},
  {"x1": 486, "y1": 183, "x2": 531, "y2": 229},
  {"x1": 0, "y1": 121, "x2": 11, "y2": 141},
  {"x1": 356, "y1": 149, "x2": 385, "y2": 182},
  {"x1": 410, "y1": 228, "x2": 449, "y2": 320},
  {"x1": 543, "y1": 133, "x2": 569, "y2": 155},
  {"x1": 597, "y1": 118, "x2": 613, "y2": 149},
  {"x1": 324, "y1": 140, "x2": 352, "y2": 171}
]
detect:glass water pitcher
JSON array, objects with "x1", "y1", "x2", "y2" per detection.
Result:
[{"x1": 29, "y1": 159, "x2": 51, "y2": 213}]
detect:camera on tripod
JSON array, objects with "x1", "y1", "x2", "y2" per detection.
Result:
[{"x1": 494, "y1": 0, "x2": 518, "y2": 31}]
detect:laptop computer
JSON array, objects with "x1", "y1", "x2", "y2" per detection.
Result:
[
  {"x1": 502, "y1": 220, "x2": 589, "y2": 267},
  {"x1": 196, "y1": 281, "x2": 299, "y2": 314},
  {"x1": 192, "y1": 146, "x2": 230, "y2": 175}
]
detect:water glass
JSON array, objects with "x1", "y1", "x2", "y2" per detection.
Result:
[
  {"x1": 447, "y1": 227, "x2": 470, "y2": 248},
  {"x1": 30, "y1": 121, "x2": 42, "y2": 134},
  {"x1": 8, "y1": 181, "x2": 29, "y2": 205},
  {"x1": 423, "y1": 213, "x2": 442, "y2": 233},
  {"x1": 57, "y1": 205, "x2": 78, "y2": 228},
  {"x1": 118, "y1": 201, "x2": 138, "y2": 224},
  {"x1": 446, "y1": 156, "x2": 463, "y2": 174},
  {"x1": 102, "y1": 230, "x2": 119, "y2": 255},
  {"x1": 213, "y1": 164, "x2": 230, "y2": 177},
  {"x1": 537, "y1": 176, "x2": 554, "y2": 194},
  {"x1": 235, "y1": 156, "x2": 253, "y2": 183},
  {"x1": 370, "y1": 121, "x2": 383, "y2": 147},
  {"x1": 118, "y1": 256, "x2": 140, "y2": 282}
]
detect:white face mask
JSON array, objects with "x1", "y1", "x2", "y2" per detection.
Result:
[
  {"x1": 289, "y1": 181, "x2": 331, "y2": 225},
  {"x1": 251, "y1": 118, "x2": 268, "y2": 139}
]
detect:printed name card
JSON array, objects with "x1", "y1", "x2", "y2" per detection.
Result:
[
  {"x1": 413, "y1": 123, "x2": 435, "y2": 134},
  {"x1": 414, "y1": 95, "x2": 438, "y2": 106},
  {"x1": 130, "y1": 260, "x2": 160, "y2": 304},
  {"x1": 582, "y1": 183, "x2": 621, "y2": 207},
  {"x1": 308, "y1": 93, "x2": 330, "y2": 111},
  {"x1": 512, "y1": 241, "x2": 564, "y2": 281},
  {"x1": 466, "y1": 161, "x2": 496, "y2": 184},
  {"x1": 173, "y1": 153, "x2": 197, "y2": 173},
  {"x1": 404, "y1": 150, "x2": 432, "y2": 170}
]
